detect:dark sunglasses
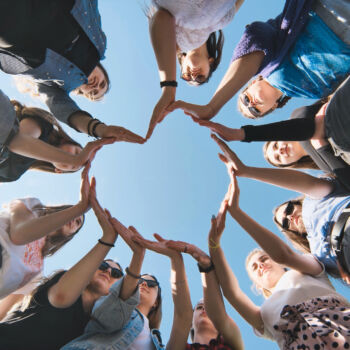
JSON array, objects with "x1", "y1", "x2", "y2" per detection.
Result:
[
  {"x1": 240, "y1": 93, "x2": 262, "y2": 118},
  {"x1": 181, "y1": 71, "x2": 207, "y2": 85},
  {"x1": 281, "y1": 201, "x2": 295, "y2": 230},
  {"x1": 99, "y1": 261, "x2": 124, "y2": 279},
  {"x1": 138, "y1": 278, "x2": 159, "y2": 288}
]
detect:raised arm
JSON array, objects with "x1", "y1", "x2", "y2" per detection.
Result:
[
  {"x1": 9, "y1": 121, "x2": 115, "y2": 171},
  {"x1": 168, "y1": 52, "x2": 264, "y2": 120},
  {"x1": 207, "y1": 203, "x2": 263, "y2": 332},
  {"x1": 48, "y1": 177, "x2": 118, "y2": 308},
  {"x1": 133, "y1": 233, "x2": 192, "y2": 350},
  {"x1": 9, "y1": 163, "x2": 92, "y2": 245},
  {"x1": 212, "y1": 134, "x2": 334, "y2": 199},
  {"x1": 146, "y1": 9, "x2": 177, "y2": 139},
  {"x1": 221, "y1": 159, "x2": 323, "y2": 276}
]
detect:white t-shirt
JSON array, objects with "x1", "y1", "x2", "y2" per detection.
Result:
[
  {"x1": 153, "y1": 0, "x2": 237, "y2": 51},
  {"x1": 127, "y1": 313, "x2": 153, "y2": 350},
  {"x1": 257, "y1": 268, "x2": 350, "y2": 348},
  {"x1": 0, "y1": 198, "x2": 45, "y2": 299}
]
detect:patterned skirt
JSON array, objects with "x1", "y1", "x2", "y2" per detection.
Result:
[{"x1": 273, "y1": 296, "x2": 350, "y2": 350}]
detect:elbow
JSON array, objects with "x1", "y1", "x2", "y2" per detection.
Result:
[
  {"x1": 9, "y1": 230, "x2": 26, "y2": 246},
  {"x1": 150, "y1": 8, "x2": 174, "y2": 27},
  {"x1": 48, "y1": 290, "x2": 72, "y2": 308}
]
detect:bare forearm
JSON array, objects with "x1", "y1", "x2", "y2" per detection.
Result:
[
  {"x1": 209, "y1": 52, "x2": 264, "y2": 115},
  {"x1": 170, "y1": 254, "x2": 192, "y2": 319},
  {"x1": 150, "y1": 9, "x2": 177, "y2": 81},
  {"x1": 120, "y1": 251, "x2": 145, "y2": 301},
  {"x1": 244, "y1": 166, "x2": 332, "y2": 198},
  {"x1": 49, "y1": 242, "x2": 113, "y2": 308},
  {"x1": 68, "y1": 111, "x2": 93, "y2": 134},
  {"x1": 10, "y1": 204, "x2": 85, "y2": 245},
  {"x1": 231, "y1": 208, "x2": 293, "y2": 264},
  {"x1": 9, "y1": 133, "x2": 76, "y2": 165}
]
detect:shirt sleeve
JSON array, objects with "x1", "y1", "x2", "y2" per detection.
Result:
[
  {"x1": 242, "y1": 118, "x2": 315, "y2": 142},
  {"x1": 35, "y1": 82, "x2": 81, "y2": 126},
  {"x1": 85, "y1": 276, "x2": 140, "y2": 334}
]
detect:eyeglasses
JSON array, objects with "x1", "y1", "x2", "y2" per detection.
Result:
[
  {"x1": 138, "y1": 278, "x2": 159, "y2": 288},
  {"x1": 240, "y1": 93, "x2": 262, "y2": 118},
  {"x1": 180, "y1": 71, "x2": 207, "y2": 85},
  {"x1": 99, "y1": 261, "x2": 124, "y2": 279},
  {"x1": 281, "y1": 201, "x2": 295, "y2": 230}
]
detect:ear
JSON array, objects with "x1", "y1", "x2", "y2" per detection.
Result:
[{"x1": 208, "y1": 57, "x2": 214, "y2": 65}]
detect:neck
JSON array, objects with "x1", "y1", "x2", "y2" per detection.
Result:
[
  {"x1": 82, "y1": 288, "x2": 103, "y2": 314},
  {"x1": 264, "y1": 79, "x2": 283, "y2": 100},
  {"x1": 137, "y1": 303, "x2": 152, "y2": 318},
  {"x1": 193, "y1": 327, "x2": 218, "y2": 345}
]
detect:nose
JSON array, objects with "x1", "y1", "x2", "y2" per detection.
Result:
[{"x1": 277, "y1": 144, "x2": 285, "y2": 155}]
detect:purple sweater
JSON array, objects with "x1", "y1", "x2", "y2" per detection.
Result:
[{"x1": 232, "y1": 0, "x2": 314, "y2": 77}]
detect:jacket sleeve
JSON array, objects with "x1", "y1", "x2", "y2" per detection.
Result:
[
  {"x1": 85, "y1": 277, "x2": 140, "y2": 333},
  {"x1": 36, "y1": 82, "x2": 82, "y2": 126},
  {"x1": 0, "y1": 90, "x2": 19, "y2": 147}
]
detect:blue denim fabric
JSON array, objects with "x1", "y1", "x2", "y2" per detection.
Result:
[
  {"x1": 267, "y1": 11, "x2": 350, "y2": 98},
  {"x1": 61, "y1": 277, "x2": 165, "y2": 350},
  {"x1": 0, "y1": 0, "x2": 106, "y2": 125},
  {"x1": 302, "y1": 180, "x2": 350, "y2": 274}
]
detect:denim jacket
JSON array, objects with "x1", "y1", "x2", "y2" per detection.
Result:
[
  {"x1": 61, "y1": 277, "x2": 165, "y2": 350},
  {"x1": 0, "y1": 0, "x2": 106, "y2": 125},
  {"x1": 0, "y1": 90, "x2": 18, "y2": 150}
]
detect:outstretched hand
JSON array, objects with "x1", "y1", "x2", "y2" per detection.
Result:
[
  {"x1": 132, "y1": 233, "x2": 181, "y2": 259},
  {"x1": 212, "y1": 134, "x2": 249, "y2": 176},
  {"x1": 75, "y1": 137, "x2": 116, "y2": 170},
  {"x1": 146, "y1": 88, "x2": 176, "y2": 139},
  {"x1": 108, "y1": 218, "x2": 145, "y2": 256},
  {"x1": 89, "y1": 178, "x2": 117, "y2": 243},
  {"x1": 165, "y1": 240, "x2": 211, "y2": 268},
  {"x1": 167, "y1": 100, "x2": 215, "y2": 120},
  {"x1": 190, "y1": 117, "x2": 244, "y2": 142},
  {"x1": 97, "y1": 124, "x2": 145, "y2": 144},
  {"x1": 77, "y1": 162, "x2": 93, "y2": 213}
]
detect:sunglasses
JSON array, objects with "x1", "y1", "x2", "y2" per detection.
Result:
[
  {"x1": 240, "y1": 93, "x2": 262, "y2": 118},
  {"x1": 99, "y1": 261, "x2": 124, "y2": 279},
  {"x1": 137, "y1": 278, "x2": 159, "y2": 288},
  {"x1": 281, "y1": 201, "x2": 295, "y2": 230},
  {"x1": 181, "y1": 71, "x2": 207, "y2": 85}
]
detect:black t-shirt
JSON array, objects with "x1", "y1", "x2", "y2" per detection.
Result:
[
  {"x1": 0, "y1": 0, "x2": 99, "y2": 76},
  {"x1": 0, "y1": 271, "x2": 90, "y2": 350},
  {"x1": 0, "y1": 114, "x2": 54, "y2": 182}
]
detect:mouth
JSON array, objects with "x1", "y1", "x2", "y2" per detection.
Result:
[{"x1": 99, "y1": 273, "x2": 110, "y2": 283}]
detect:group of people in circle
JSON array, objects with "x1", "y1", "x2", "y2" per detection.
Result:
[{"x1": 0, "y1": 0, "x2": 349, "y2": 349}]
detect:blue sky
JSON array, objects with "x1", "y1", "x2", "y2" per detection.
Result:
[{"x1": 0, "y1": 1, "x2": 348, "y2": 349}]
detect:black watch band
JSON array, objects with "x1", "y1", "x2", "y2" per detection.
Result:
[
  {"x1": 160, "y1": 80, "x2": 178, "y2": 88},
  {"x1": 197, "y1": 261, "x2": 215, "y2": 273}
]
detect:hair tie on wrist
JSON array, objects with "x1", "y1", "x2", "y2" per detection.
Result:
[
  {"x1": 98, "y1": 239, "x2": 115, "y2": 247},
  {"x1": 91, "y1": 121, "x2": 104, "y2": 139},
  {"x1": 160, "y1": 80, "x2": 178, "y2": 88},
  {"x1": 197, "y1": 261, "x2": 215, "y2": 273},
  {"x1": 209, "y1": 238, "x2": 220, "y2": 249},
  {"x1": 125, "y1": 267, "x2": 141, "y2": 279},
  {"x1": 87, "y1": 118, "x2": 98, "y2": 136}
]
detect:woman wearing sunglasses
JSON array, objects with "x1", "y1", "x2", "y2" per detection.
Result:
[
  {"x1": 168, "y1": 0, "x2": 350, "y2": 120},
  {"x1": 190, "y1": 77, "x2": 350, "y2": 191},
  {"x1": 132, "y1": 220, "x2": 244, "y2": 349},
  {"x1": 0, "y1": 174, "x2": 121, "y2": 350},
  {"x1": 62, "y1": 219, "x2": 163, "y2": 350},
  {"x1": 0, "y1": 163, "x2": 95, "y2": 322},
  {"x1": 145, "y1": 0, "x2": 244, "y2": 139},
  {"x1": 212, "y1": 134, "x2": 350, "y2": 284},
  {"x1": 207, "y1": 164, "x2": 350, "y2": 349}
]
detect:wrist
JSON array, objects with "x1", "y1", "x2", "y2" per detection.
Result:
[
  {"x1": 100, "y1": 234, "x2": 117, "y2": 246},
  {"x1": 95, "y1": 123, "x2": 107, "y2": 138},
  {"x1": 207, "y1": 102, "x2": 218, "y2": 117}
]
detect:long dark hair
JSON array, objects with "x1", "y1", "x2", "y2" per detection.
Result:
[
  {"x1": 11, "y1": 100, "x2": 82, "y2": 173},
  {"x1": 32, "y1": 203, "x2": 85, "y2": 258},
  {"x1": 177, "y1": 30, "x2": 224, "y2": 85},
  {"x1": 141, "y1": 274, "x2": 162, "y2": 329}
]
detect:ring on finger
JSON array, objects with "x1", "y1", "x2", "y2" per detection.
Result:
[{"x1": 184, "y1": 245, "x2": 188, "y2": 253}]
